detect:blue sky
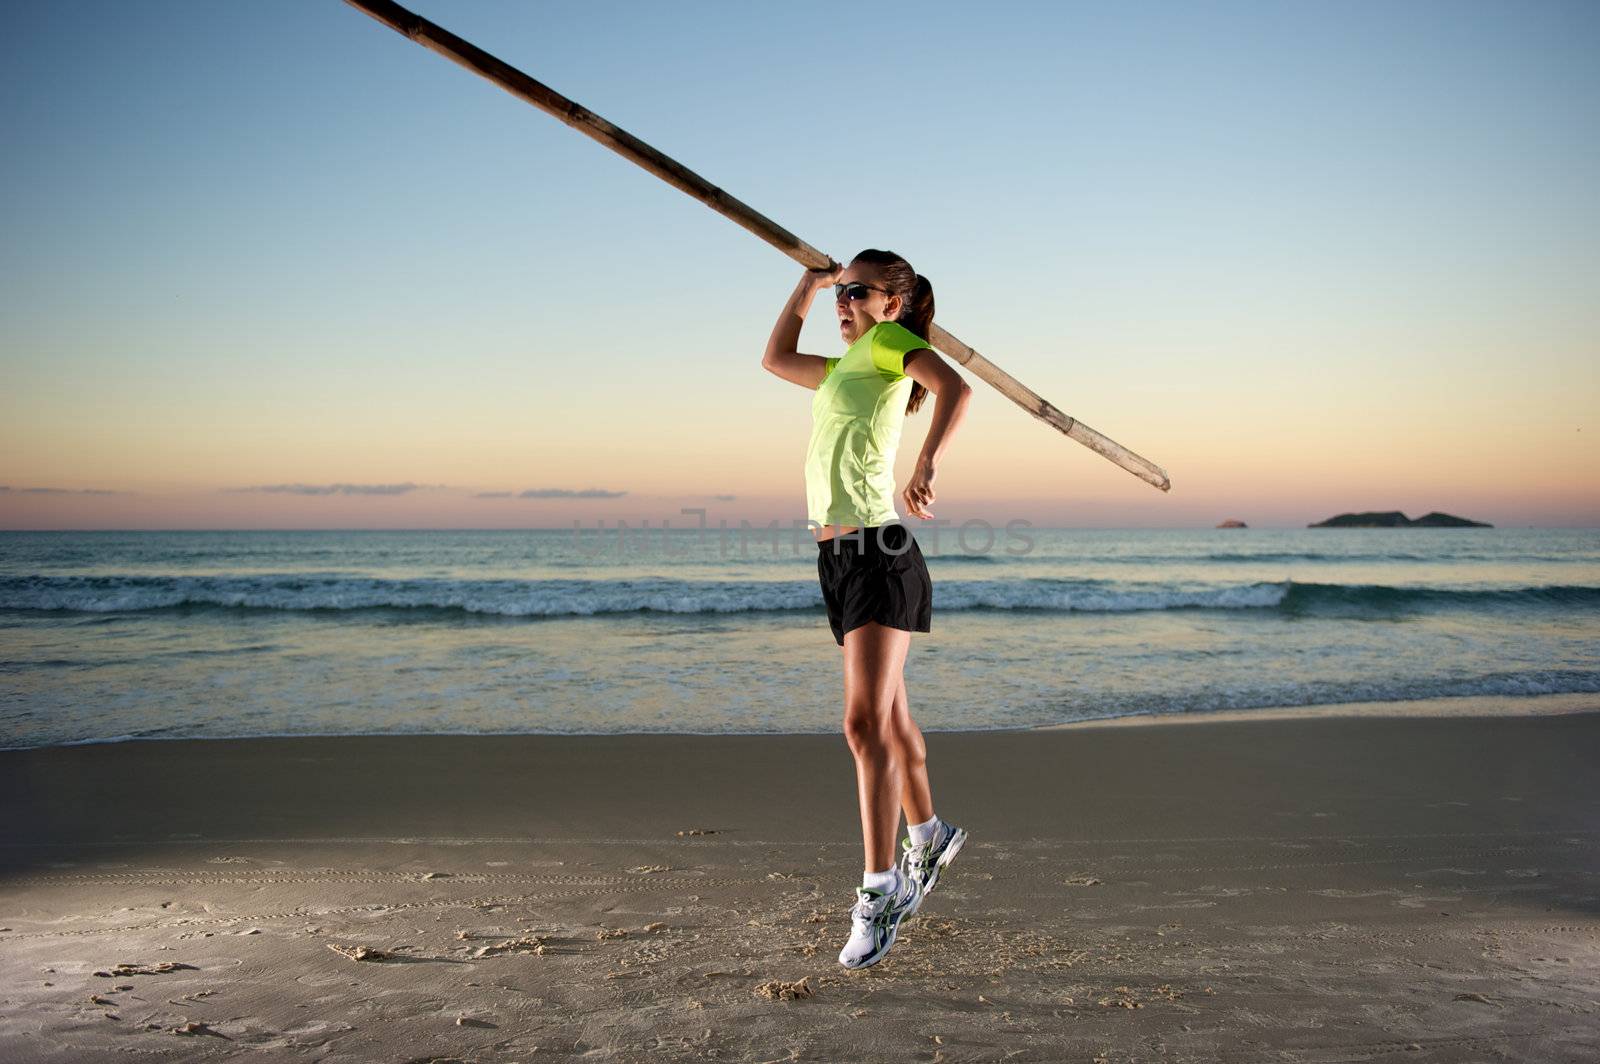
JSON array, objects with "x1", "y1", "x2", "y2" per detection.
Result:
[{"x1": 2, "y1": 0, "x2": 1596, "y2": 529}]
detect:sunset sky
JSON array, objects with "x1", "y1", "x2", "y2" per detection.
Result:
[{"x1": 3, "y1": 0, "x2": 1595, "y2": 530}]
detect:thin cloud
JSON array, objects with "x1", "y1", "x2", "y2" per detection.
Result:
[
  {"x1": 0, "y1": 485, "x2": 123, "y2": 495},
  {"x1": 517, "y1": 488, "x2": 628, "y2": 499},
  {"x1": 711, "y1": 494, "x2": 738, "y2": 501},
  {"x1": 224, "y1": 482, "x2": 443, "y2": 496},
  {"x1": 475, "y1": 490, "x2": 514, "y2": 498}
]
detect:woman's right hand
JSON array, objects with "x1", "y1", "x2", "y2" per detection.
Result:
[{"x1": 804, "y1": 261, "x2": 843, "y2": 292}]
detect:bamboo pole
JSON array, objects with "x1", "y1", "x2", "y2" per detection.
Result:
[{"x1": 341, "y1": 0, "x2": 1171, "y2": 493}]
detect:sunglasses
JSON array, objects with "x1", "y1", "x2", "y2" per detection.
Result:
[{"x1": 833, "y1": 282, "x2": 889, "y2": 302}]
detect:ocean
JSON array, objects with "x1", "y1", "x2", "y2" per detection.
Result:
[{"x1": 1, "y1": 526, "x2": 1596, "y2": 749}]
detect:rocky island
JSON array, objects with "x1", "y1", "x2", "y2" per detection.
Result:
[{"x1": 1308, "y1": 511, "x2": 1492, "y2": 528}]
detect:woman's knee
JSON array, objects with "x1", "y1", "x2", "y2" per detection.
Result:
[{"x1": 842, "y1": 700, "x2": 895, "y2": 752}]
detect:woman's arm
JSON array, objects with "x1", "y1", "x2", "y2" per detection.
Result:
[
  {"x1": 762, "y1": 264, "x2": 841, "y2": 389},
  {"x1": 900, "y1": 349, "x2": 973, "y2": 519}
]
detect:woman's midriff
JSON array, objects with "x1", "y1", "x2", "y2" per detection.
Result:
[{"x1": 813, "y1": 523, "x2": 861, "y2": 543}]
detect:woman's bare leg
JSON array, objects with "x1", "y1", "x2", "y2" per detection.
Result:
[
  {"x1": 891, "y1": 673, "x2": 934, "y2": 828},
  {"x1": 841, "y1": 621, "x2": 912, "y2": 874}
]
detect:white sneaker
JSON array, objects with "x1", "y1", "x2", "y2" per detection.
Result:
[
  {"x1": 899, "y1": 817, "x2": 969, "y2": 911},
  {"x1": 837, "y1": 867, "x2": 923, "y2": 970}
]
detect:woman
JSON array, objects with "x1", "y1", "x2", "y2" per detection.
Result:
[{"x1": 762, "y1": 248, "x2": 974, "y2": 969}]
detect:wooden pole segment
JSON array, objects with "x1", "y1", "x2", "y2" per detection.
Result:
[{"x1": 342, "y1": 0, "x2": 1171, "y2": 493}]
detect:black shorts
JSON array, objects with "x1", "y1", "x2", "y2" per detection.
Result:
[{"x1": 816, "y1": 523, "x2": 933, "y2": 647}]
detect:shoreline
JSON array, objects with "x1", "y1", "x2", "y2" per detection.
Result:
[
  {"x1": 1041, "y1": 690, "x2": 1600, "y2": 729},
  {"x1": 4, "y1": 691, "x2": 1596, "y2": 754}
]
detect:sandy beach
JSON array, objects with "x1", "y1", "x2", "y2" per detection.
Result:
[{"x1": 3, "y1": 698, "x2": 1597, "y2": 1063}]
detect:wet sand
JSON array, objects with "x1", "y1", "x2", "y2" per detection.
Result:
[{"x1": 2, "y1": 697, "x2": 1597, "y2": 1062}]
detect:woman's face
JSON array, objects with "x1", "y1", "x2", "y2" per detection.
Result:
[{"x1": 834, "y1": 264, "x2": 900, "y2": 345}]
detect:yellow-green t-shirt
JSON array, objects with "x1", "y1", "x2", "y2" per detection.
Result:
[{"x1": 804, "y1": 320, "x2": 931, "y2": 526}]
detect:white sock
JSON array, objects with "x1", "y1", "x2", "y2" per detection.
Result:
[
  {"x1": 908, "y1": 814, "x2": 939, "y2": 847},
  {"x1": 861, "y1": 866, "x2": 898, "y2": 894}
]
